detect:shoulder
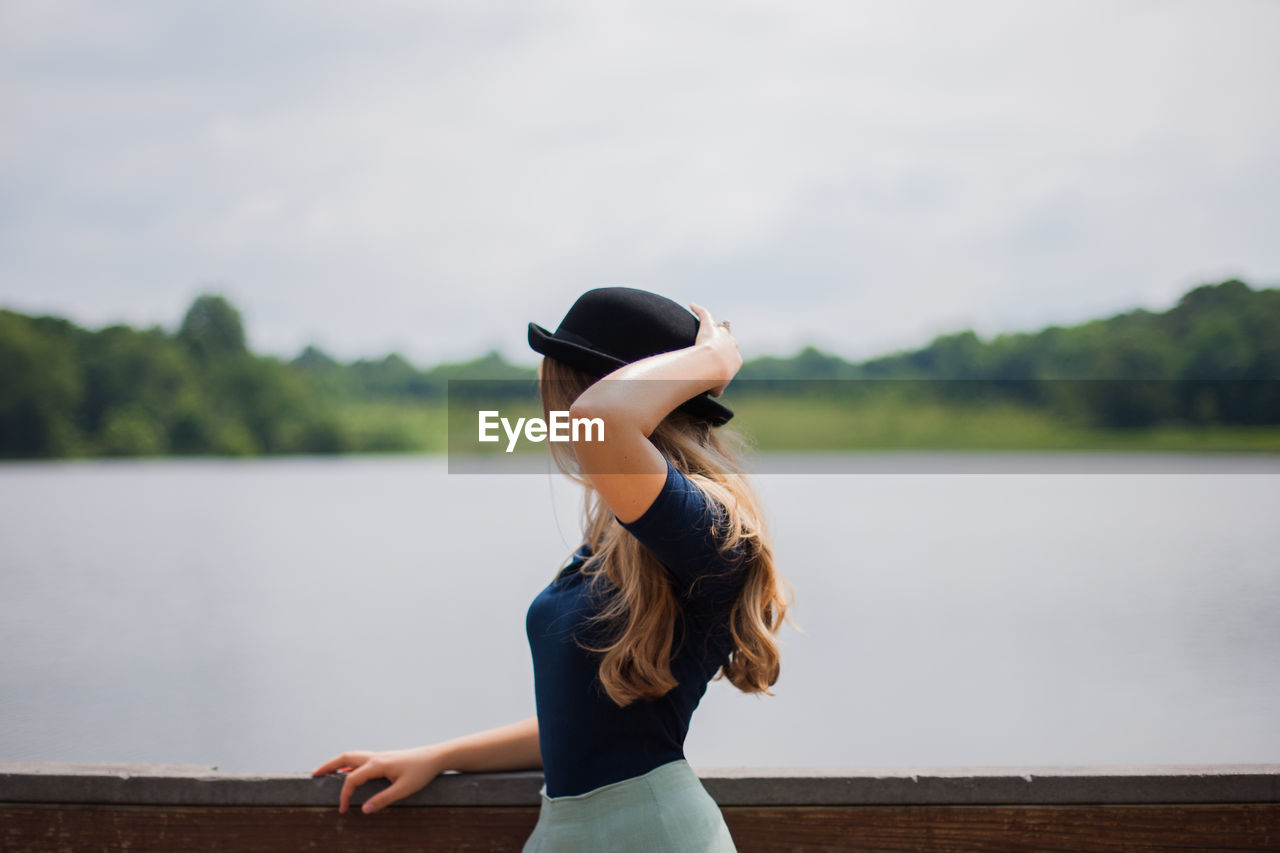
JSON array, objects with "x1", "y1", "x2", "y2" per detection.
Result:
[
  {"x1": 615, "y1": 454, "x2": 749, "y2": 599},
  {"x1": 618, "y1": 455, "x2": 725, "y2": 535}
]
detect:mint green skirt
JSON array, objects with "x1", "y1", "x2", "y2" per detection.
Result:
[{"x1": 522, "y1": 759, "x2": 738, "y2": 852}]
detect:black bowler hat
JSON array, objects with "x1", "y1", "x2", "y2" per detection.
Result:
[{"x1": 528, "y1": 287, "x2": 734, "y2": 426}]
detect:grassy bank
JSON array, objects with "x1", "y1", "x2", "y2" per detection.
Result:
[
  {"x1": 729, "y1": 394, "x2": 1280, "y2": 452},
  {"x1": 347, "y1": 393, "x2": 1280, "y2": 457}
]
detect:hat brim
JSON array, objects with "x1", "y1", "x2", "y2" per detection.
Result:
[{"x1": 528, "y1": 322, "x2": 734, "y2": 426}]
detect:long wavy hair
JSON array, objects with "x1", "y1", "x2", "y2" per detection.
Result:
[{"x1": 539, "y1": 355, "x2": 794, "y2": 708}]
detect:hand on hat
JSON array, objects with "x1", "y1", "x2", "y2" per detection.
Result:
[{"x1": 690, "y1": 302, "x2": 741, "y2": 398}]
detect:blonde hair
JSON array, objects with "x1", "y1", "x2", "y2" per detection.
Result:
[{"x1": 540, "y1": 355, "x2": 794, "y2": 708}]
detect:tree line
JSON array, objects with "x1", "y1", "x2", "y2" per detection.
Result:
[
  {"x1": 0, "y1": 279, "x2": 1277, "y2": 458},
  {"x1": 739, "y1": 279, "x2": 1280, "y2": 427}
]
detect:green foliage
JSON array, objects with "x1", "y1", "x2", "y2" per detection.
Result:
[
  {"x1": 737, "y1": 279, "x2": 1280, "y2": 430},
  {"x1": 1, "y1": 279, "x2": 1278, "y2": 458},
  {"x1": 332, "y1": 399, "x2": 445, "y2": 452},
  {"x1": 290, "y1": 346, "x2": 536, "y2": 402},
  {"x1": 0, "y1": 295, "x2": 357, "y2": 458},
  {"x1": 100, "y1": 404, "x2": 168, "y2": 456},
  {"x1": 178, "y1": 293, "x2": 247, "y2": 363},
  {"x1": 0, "y1": 310, "x2": 85, "y2": 455}
]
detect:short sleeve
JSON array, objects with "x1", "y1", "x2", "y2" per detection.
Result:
[{"x1": 616, "y1": 455, "x2": 748, "y2": 605}]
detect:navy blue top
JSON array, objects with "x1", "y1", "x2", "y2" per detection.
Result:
[{"x1": 525, "y1": 455, "x2": 749, "y2": 797}]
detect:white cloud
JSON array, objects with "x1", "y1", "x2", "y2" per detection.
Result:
[{"x1": 1, "y1": 0, "x2": 1277, "y2": 365}]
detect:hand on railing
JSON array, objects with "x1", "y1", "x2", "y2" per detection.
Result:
[{"x1": 312, "y1": 746, "x2": 445, "y2": 815}]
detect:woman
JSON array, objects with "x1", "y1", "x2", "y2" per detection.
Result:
[{"x1": 313, "y1": 287, "x2": 791, "y2": 852}]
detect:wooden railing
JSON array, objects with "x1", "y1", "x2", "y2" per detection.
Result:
[{"x1": 2, "y1": 761, "x2": 1278, "y2": 851}]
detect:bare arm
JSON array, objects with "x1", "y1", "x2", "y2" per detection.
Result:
[
  {"x1": 434, "y1": 714, "x2": 541, "y2": 773},
  {"x1": 312, "y1": 715, "x2": 541, "y2": 814},
  {"x1": 569, "y1": 302, "x2": 741, "y2": 523}
]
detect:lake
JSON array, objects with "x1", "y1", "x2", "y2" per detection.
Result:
[{"x1": 1, "y1": 453, "x2": 1277, "y2": 774}]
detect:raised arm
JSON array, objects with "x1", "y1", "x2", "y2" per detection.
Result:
[
  {"x1": 312, "y1": 715, "x2": 541, "y2": 814},
  {"x1": 568, "y1": 302, "x2": 741, "y2": 523}
]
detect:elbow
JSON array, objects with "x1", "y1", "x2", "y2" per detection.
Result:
[
  {"x1": 567, "y1": 400, "x2": 614, "y2": 448},
  {"x1": 568, "y1": 388, "x2": 634, "y2": 432},
  {"x1": 567, "y1": 396, "x2": 652, "y2": 450},
  {"x1": 567, "y1": 397, "x2": 608, "y2": 425}
]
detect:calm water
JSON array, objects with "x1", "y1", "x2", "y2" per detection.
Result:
[{"x1": 1, "y1": 453, "x2": 1277, "y2": 774}]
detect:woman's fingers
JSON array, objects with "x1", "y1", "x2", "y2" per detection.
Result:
[
  {"x1": 690, "y1": 302, "x2": 739, "y2": 396},
  {"x1": 338, "y1": 759, "x2": 385, "y2": 814},
  {"x1": 311, "y1": 756, "x2": 349, "y2": 776},
  {"x1": 360, "y1": 776, "x2": 414, "y2": 815},
  {"x1": 690, "y1": 303, "x2": 729, "y2": 353},
  {"x1": 312, "y1": 751, "x2": 368, "y2": 777},
  {"x1": 690, "y1": 302, "x2": 715, "y2": 335},
  {"x1": 316, "y1": 748, "x2": 444, "y2": 816},
  {"x1": 691, "y1": 302, "x2": 735, "y2": 341},
  {"x1": 316, "y1": 749, "x2": 434, "y2": 815}
]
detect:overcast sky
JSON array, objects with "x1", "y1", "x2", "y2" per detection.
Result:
[{"x1": 2, "y1": 0, "x2": 1277, "y2": 367}]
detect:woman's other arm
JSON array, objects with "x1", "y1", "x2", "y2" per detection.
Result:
[
  {"x1": 312, "y1": 715, "x2": 541, "y2": 814},
  {"x1": 569, "y1": 302, "x2": 741, "y2": 523}
]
